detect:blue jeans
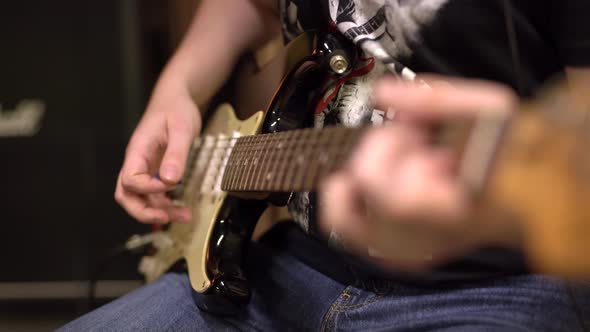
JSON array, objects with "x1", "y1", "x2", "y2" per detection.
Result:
[{"x1": 61, "y1": 228, "x2": 590, "y2": 331}]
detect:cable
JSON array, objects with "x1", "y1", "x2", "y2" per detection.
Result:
[
  {"x1": 87, "y1": 234, "x2": 154, "y2": 310},
  {"x1": 87, "y1": 246, "x2": 131, "y2": 310}
]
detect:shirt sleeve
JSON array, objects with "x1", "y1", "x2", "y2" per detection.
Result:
[{"x1": 548, "y1": 0, "x2": 590, "y2": 66}]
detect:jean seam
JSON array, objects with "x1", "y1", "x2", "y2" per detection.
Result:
[
  {"x1": 333, "y1": 294, "x2": 383, "y2": 310},
  {"x1": 320, "y1": 286, "x2": 353, "y2": 332},
  {"x1": 321, "y1": 289, "x2": 386, "y2": 331}
]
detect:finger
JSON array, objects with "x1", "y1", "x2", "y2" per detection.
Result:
[
  {"x1": 348, "y1": 124, "x2": 427, "y2": 174},
  {"x1": 374, "y1": 75, "x2": 517, "y2": 120},
  {"x1": 120, "y1": 137, "x2": 170, "y2": 194},
  {"x1": 349, "y1": 129, "x2": 466, "y2": 222},
  {"x1": 159, "y1": 111, "x2": 198, "y2": 184},
  {"x1": 147, "y1": 194, "x2": 191, "y2": 223},
  {"x1": 319, "y1": 172, "x2": 371, "y2": 253},
  {"x1": 115, "y1": 177, "x2": 170, "y2": 224},
  {"x1": 387, "y1": 149, "x2": 467, "y2": 221},
  {"x1": 121, "y1": 169, "x2": 171, "y2": 194},
  {"x1": 371, "y1": 151, "x2": 465, "y2": 221}
]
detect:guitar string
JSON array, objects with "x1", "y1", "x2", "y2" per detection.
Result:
[
  {"x1": 187, "y1": 127, "x2": 364, "y2": 154},
  {"x1": 221, "y1": 132, "x2": 359, "y2": 190},
  {"x1": 216, "y1": 130, "x2": 360, "y2": 169},
  {"x1": 190, "y1": 126, "x2": 362, "y2": 144},
  {"x1": 181, "y1": 128, "x2": 363, "y2": 190},
  {"x1": 194, "y1": 139, "x2": 356, "y2": 188}
]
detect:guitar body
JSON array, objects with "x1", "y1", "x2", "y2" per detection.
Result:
[{"x1": 140, "y1": 106, "x2": 266, "y2": 310}]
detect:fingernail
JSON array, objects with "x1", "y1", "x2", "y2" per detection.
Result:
[{"x1": 161, "y1": 166, "x2": 179, "y2": 182}]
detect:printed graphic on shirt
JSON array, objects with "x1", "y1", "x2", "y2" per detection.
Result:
[
  {"x1": 329, "y1": 0, "x2": 448, "y2": 60},
  {"x1": 280, "y1": 0, "x2": 447, "y2": 237}
]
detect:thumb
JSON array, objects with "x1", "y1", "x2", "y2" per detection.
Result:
[{"x1": 159, "y1": 114, "x2": 198, "y2": 184}]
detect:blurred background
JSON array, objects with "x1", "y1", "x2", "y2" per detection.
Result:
[{"x1": 0, "y1": 0, "x2": 200, "y2": 329}]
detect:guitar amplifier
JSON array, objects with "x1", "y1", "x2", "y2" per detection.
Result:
[{"x1": 0, "y1": 0, "x2": 168, "y2": 301}]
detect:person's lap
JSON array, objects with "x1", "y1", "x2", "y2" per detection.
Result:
[
  {"x1": 60, "y1": 240, "x2": 346, "y2": 331},
  {"x1": 60, "y1": 232, "x2": 589, "y2": 331}
]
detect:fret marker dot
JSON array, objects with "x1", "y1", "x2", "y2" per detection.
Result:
[
  {"x1": 266, "y1": 172, "x2": 272, "y2": 181},
  {"x1": 320, "y1": 154, "x2": 329, "y2": 164},
  {"x1": 297, "y1": 155, "x2": 304, "y2": 164}
]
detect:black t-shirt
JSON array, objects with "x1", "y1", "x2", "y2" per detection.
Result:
[
  {"x1": 278, "y1": 0, "x2": 590, "y2": 284},
  {"x1": 281, "y1": 1, "x2": 590, "y2": 92}
]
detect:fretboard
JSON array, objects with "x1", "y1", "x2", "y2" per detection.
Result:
[{"x1": 221, "y1": 126, "x2": 364, "y2": 192}]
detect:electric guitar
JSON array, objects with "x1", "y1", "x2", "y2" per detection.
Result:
[{"x1": 137, "y1": 31, "x2": 590, "y2": 314}]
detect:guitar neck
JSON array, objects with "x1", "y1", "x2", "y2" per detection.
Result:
[
  {"x1": 176, "y1": 116, "x2": 500, "y2": 197},
  {"x1": 221, "y1": 126, "x2": 364, "y2": 192}
]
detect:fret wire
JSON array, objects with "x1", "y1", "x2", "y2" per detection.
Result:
[
  {"x1": 320, "y1": 127, "x2": 349, "y2": 180},
  {"x1": 273, "y1": 131, "x2": 294, "y2": 191},
  {"x1": 292, "y1": 129, "x2": 306, "y2": 190},
  {"x1": 227, "y1": 135, "x2": 244, "y2": 189},
  {"x1": 315, "y1": 126, "x2": 336, "y2": 183},
  {"x1": 237, "y1": 136, "x2": 252, "y2": 191},
  {"x1": 238, "y1": 135, "x2": 255, "y2": 191},
  {"x1": 253, "y1": 134, "x2": 275, "y2": 191},
  {"x1": 255, "y1": 135, "x2": 267, "y2": 189},
  {"x1": 202, "y1": 135, "x2": 219, "y2": 193},
  {"x1": 281, "y1": 132, "x2": 301, "y2": 192},
  {"x1": 326, "y1": 128, "x2": 355, "y2": 176},
  {"x1": 267, "y1": 133, "x2": 285, "y2": 191},
  {"x1": 281, "y1": 131, "x2": 311, "y2": 191},
  {"x1": 304, "y1": 128, "x2": 324, "y2": 190},
  {"x1": 225, "y1": 139, "x2": 236, "y2": 190},
  {"x1": 245, "y1": 134, "x2": 263, "y2": 190},
  {"x1": 311, "y1": 128, "x2": 328, "y2": 189},
  {"x1": 184, "y1": 138, "x2": 206, "y2": 198},
  {"x1": 227, "y1": 137, "x2": 249, "y2": 191},
  {"x1": 298, "y1": 128, "x2": 319, "y2": 191},
  {"x1": 327, "y1": 132, "x2": 345, "y2": 175},
  {"x1": 249, "y1": 135, "x2": 264, "y2": 191},
  {"x1": 335, "y1": 129, "x2": 354, "y2": 169},
  {"x1": 226, "y1": 139, "x2": 239, "y2": 190},
  {"x1": 230, "y1": 138, "x2": 246, "y2": 190},
  {"x1": 302, "y1": 128, "x2": 319, "y2": 190},
  {"x1": 292, "y1": 129, "x2": 310, "y2": 191},
  {"x1": 275, "y1": 131, "x2": 296, "y2": 190},
  {"x1": 248, "y1": 135, "x2": 260, "y2": 190},
  {"x1": 238, "y1": 136, "x2": 252, "y2": 191},
  {"x1": 310, "y1": 130, "x2": 322, "y2": 187},
  {"x1": 281, "y1": 129, "x2": 301, "y2": 192},
  {"x1": 256, "y1": 134, "x2": 271, "y2": 191},
  {"x1": 242, "y1": 135, "x2": 256, "y2": 190},
  {"x1": 221, "y1": 139, "x2": 232, "y2": 189},
  {"x1": 326, "y1": 128, "x2": 345, "y2": 175},
  {"x1": 256, "y1": 133, "x2": 281, "y2": 191},
  {"x1": 260, "y1": 133, "x2": 283, "y2": 191}
]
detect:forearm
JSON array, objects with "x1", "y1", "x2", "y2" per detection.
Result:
[{"x1": 157, "y1": 0, "x2": 279, "y2": 108}]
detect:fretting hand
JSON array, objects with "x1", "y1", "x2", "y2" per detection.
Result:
[{"x1": 319, "y1": 76, "x2": 518, "y2": 271}]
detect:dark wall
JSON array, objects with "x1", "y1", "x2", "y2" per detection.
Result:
[{"x1": 0, "y1": 1, "x2": 167, "y2": 282}]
